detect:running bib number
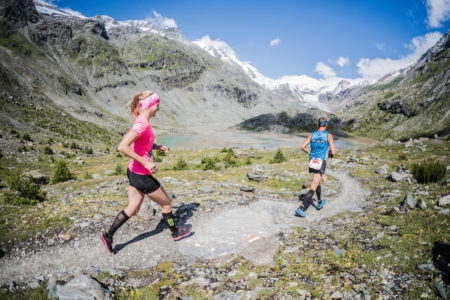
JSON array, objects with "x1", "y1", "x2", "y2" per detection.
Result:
[{"x1": 309, "y1": 159, "x2": 323, "y2": 170}]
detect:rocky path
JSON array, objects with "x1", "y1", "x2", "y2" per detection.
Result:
[{"x1": 0, "y1": 170, "x2": 369, "y2": 285}]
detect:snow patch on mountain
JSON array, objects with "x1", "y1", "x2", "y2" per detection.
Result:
[
  {"x1": 34, "y1": 0, "x2": 86, "y2": 18},
  {"x1": 194, "y1": 35, "x2": 368, "y2": 110}
]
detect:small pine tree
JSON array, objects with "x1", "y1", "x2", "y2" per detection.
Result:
[
  {"x1": 173, "y1": 158, "x2": 188, "y2": 171},
  {"x1": 51, "y1": 160, "x2": 75, "y2": 184},
  {"x1": 270, "y1": 149, "x2": 287, "y2": 163},
  {"x1": 201, "y1": 157, "x2": 220, "y2": 171},
  {"x1": 223, "y1": 150, "x2": 239, "y2": 167},
  {"x1": 70, "y1": 141, "x2": 78, "y2": 149},
  {"x1": 5, "y1": 170, "x2": 45, "y2": 205}
]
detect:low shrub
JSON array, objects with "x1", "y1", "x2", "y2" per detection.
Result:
[
  {"x1": 398, "y1": 153, "x2": 407, "y2": 160},
  {"x1": 84, "y1": 172, "x2": 93, "y2": 179},
  {"x1": 412, "y1": 161, "x2": 446, "y2": 183},
  {"x1": 5, "y1": 170, "x2": 46, "y2": 205},
  {"x1": 22, "y1": 133, "x2": 32, "y2": 142},
  {"x1": 201, "y1": 157, "x2": 220, "y2": 171},
  {"x1": 84, "y1": 146, "x2": 93, "y2": 155},
  {"x1": 43, "y1": 146, "x2": 53, "y2": 155},
  {"x1": 223, "y1": 150, "x2": 239, "y2": 167},
  {"x1": 173, "y1": 158, "x2": 188, "y2": 171},
  {"x1": 153, "y1": 154, "x2": 163, "y2": 162},
  {"x1": 270, "y1": 149, "x2": 287, "y2": 163},
  {"x1": 110, "y1": 164, "x2": 123, "y2": 176},
  {"x1": 51, "y1": 160, "x2": 75, "y2": 184}
]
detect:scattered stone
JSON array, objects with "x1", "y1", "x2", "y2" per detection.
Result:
[
  {"x1": 417, "y1": 199, "x2": 427, "y2": 210},
  {"x1": 386, "y1": 172, "x2": 412, "y2": 182},
  {"x1": 417, "y1": 263, "x2": 434, "y2": 271},
  {"x1": 335, "y1": 249, "x2": 346, "y2": 257},
  {"x1": 240, "y1": 186, "x2": 255, "y2": 192},
  {"x1": 388, "y1": 225, "x2": 397, "y2": 231},
  {"x1": 247, "y1": 172, "x2": 268, "y2": 182},
  {"x1": 331, "y1": 291, "x2": 343, "y2": 299},
  {"x1": 442, "y1": 179, "x2": 450, "y2": 186},
  {"x1": 56, "y1": 274, "x2": 111, "y2": 300},
  {"x1": 401, "y1": 193, "x2": 416, "y2": 209},
  {"x1": 198, "y1": 187, "x2": 214, "y2": 194},
  {"x1": 296, "y1": 289, "x2": 308, "y2": 296},
  {"x1": 58, "y1": 232, "x2": 72, "y2": 241},
  {"x1": 439, "y1": 208, "x2": 449, "y2": 215},
  {"x1": 213, "y1": 292, "x2": 239, "y2": 300},
  {"x1": 375, "y1": 164, "x2": 389, "y2": 175},
  {"x1": 47, "y1": 238, "x2": 55, "y2": 246},
  {"x1": 376, "y1": 232, "x2": 384, "y2": 239},
  {"x1": 438, "y1": 195, "x2": 450, "y2": 206}
]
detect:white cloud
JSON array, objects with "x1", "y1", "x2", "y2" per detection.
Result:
[
  {"x1": 148, "y1": 11, "x2": 177, "y2": 28},
  {"x1": 426, "y1": 0, "x2": 450, "y2": 27},
  {"x1": 315, "y1": 62, "x2": 336, "y2": 78},
  {"x1": 357, "y1": 32, "x2": 443, "y2": 80},
  {"x1": 270, "y1": 38, "x2": 281, "y2": 47},
  {"x1": 376, "y1": 43, "x2": 385, "y2": 50},
  {"x1": 337, "y1": 57, "x2": 349, "y2": 67}
]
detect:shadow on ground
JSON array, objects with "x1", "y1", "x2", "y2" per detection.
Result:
[{"x1": 113, "y1": 203, "x2": 199, "y2": 254}]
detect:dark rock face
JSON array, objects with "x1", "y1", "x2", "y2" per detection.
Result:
[
  {"x1": 238, "y1": 111, "x2": 343, "y2": 134},
  {"x1": 377, "y1": 99, "x2": 416, "y2": 117},
  {"x1": 0, "y1": 0, "x2": 39, "y2": 27}
]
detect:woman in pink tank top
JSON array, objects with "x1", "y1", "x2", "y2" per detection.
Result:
[{"x1": 100, "y1": 91, "x2": 192, "y2": 253}]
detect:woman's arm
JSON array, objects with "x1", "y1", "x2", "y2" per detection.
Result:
[
  {"x1": 328, "y1": 133, "x2": 336, "y2": 156},
  {"x1": 300, "y1": 134, "x2": 312, "y2": 154},
  {"x1": 153, "y1": 144, "x2": 169, "y2": 154},
  {"x1": 118, "y1": 131, "x2": 157, "y2": 173}
]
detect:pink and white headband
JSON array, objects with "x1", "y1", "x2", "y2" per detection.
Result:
[{"x1": 139, "y1": 93, "x2": 160, "y2": 109}]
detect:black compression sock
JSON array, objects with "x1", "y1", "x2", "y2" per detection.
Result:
[
  {"x1": 303, "y1": 189, "x2": 315, "y2": 210},
  {"x1": 108, "y1": 210, "x2": 129, "y2": 236},
  {"x1": 162, "y1": 212, "x2": 177, "y2": 233},
  {"x1": 316, "y1": 185, "x2": 322, "y2": 201}
]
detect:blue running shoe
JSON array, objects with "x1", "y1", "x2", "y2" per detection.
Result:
[
  {"x1": 295, "y1": 207, "x2": 306, "y2": 217},
  {"x1": 317, "y1": 199, "x2": 326, "y2": 209}
]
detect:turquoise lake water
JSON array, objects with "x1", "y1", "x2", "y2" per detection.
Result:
[{"x1": 159, "y1": 130, "x2": 371, "y2": 150}]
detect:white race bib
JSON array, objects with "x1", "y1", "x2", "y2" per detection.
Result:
[{"x1": 309, "y1": 158, "x2": 323, "y2": 170}]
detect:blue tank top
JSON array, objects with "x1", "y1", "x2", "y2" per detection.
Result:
[{"x1": 310, "y1": 130, "x2": 329, "y2": 161}]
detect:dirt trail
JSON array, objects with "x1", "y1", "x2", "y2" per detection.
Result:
[{"x1": 0, "y1": 170, "x2": 369, "y2": 284}]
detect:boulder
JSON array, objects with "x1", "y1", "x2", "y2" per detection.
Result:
[
  {"x1": 401, "y1": 193, "x2": 416, "y2": 209},
  {"x1": 417, "y1": 199, "x2": 427, "y2": 210},
  {"x1": 56, "y1": 274, "x2": 111, "y2": 300},
  {"x1": 386, "y1": 172, "x2": 412, "y2": 182},
  {"x1": 240, "y1": 186, "x2": 255, "y2": 192},
  {"x1": 375, "y1": 164, "x2": 389, "y2": 175},
  {"x1": 438, "y1": 195, "x2": 450, "y2": 206},
  {"x1": 247, "y1": 172, "x2": 268, "y2": 182}
]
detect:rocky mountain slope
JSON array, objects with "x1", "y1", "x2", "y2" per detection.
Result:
[
  {"x1": 320, "y1": 30, "x2": 450, "y2": 140},
  {"x1": 0, "y1": 0, "x2": 297, "y2": 145}
]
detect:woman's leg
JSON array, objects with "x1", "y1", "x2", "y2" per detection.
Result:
[
  {"x1": 148, "y1": 186, "x2": 192, "y2": 240},
  {"x1": 124, "y1": 186, "x2": 145, "y2": 216},
  {"x1": 147, "y1": 186, "x2": 176, "y2": 233}
]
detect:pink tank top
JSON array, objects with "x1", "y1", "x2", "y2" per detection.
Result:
[{"x1": 127, "y1": 115, "x2": 155, "y2": 175}]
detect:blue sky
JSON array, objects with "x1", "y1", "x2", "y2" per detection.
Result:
[{"x1": 48, "y1": 0, "x2": 449, "y2": 80}]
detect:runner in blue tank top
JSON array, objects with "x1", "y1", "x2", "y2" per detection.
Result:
[{"x1": 295, "y1": 117, "x2": 336, "y2": 217}]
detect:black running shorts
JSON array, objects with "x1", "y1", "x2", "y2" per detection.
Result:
[
  {"x1": 309, "y1": 159, "x2": 327, "y2": 175},
  {"x1": 127, "y1": 168, "x2": 161, "y2": 194}
]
